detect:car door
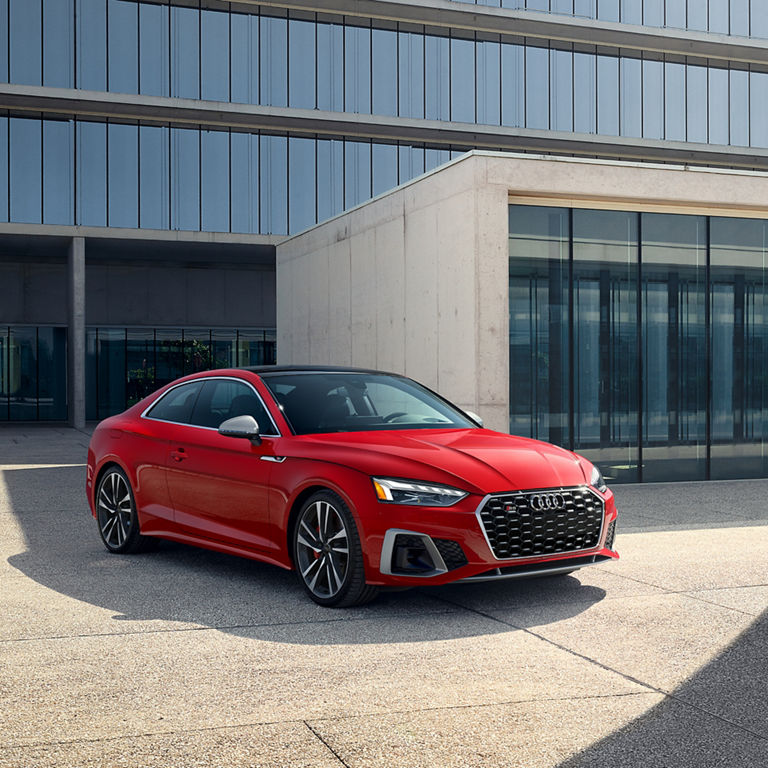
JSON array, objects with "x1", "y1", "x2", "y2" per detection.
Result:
[{"x1": 164, "y1": 376, "x2": 281, "y2": 553}]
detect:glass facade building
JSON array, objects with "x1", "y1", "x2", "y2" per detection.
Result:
[{"x1": 1, "y1": 0, "x2": 767, "y2": 482}]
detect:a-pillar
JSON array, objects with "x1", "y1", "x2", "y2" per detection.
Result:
[{"x1": 67, "y1": 237, "x2": 86, "y2": 429}]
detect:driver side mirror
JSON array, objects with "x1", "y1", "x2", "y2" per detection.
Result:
[
  {"x1": 465, "y1": 410, "x2": 484, "y2": 428},
  {"x1": 218, "y1": 415, "x2": 262, "y2": 445}
]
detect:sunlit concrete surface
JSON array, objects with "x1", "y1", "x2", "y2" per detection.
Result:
[{"x1": 1, "y1": 425, "x2": 767, "y2": 767}]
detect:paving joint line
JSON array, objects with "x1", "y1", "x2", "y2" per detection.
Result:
[
  {"x1": 304, "y1": 722, "x2": 351, "y2": 767},
  {"x1": 432, "y1": 594, "x2": 768, "y2": 745}
]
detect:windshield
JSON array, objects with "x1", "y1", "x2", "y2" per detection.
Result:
[{"x1": 261, "y1": 372, "x2": 478, "y2": 435}]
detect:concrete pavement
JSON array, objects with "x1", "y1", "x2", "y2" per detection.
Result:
[{"x1": 0, "y1": 425, "x2": 767, "y2": 767}]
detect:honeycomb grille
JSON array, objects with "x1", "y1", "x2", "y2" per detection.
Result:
[
  {"x1": 478, "y1": 487, "x2": 604, "y2": 560},
  {"x1": 604, "y1": 519, "x2": 617, "y2": 550},
  {"x1": 432, "y1": 538, "x2": 468, "y2": 571}
]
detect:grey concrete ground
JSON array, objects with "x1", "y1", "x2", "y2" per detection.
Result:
[{"x1": 0, "y1": 425, "x2": 767, "y2": 767}]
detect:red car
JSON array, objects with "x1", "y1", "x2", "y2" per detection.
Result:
[{"x1": 87, "y1": 367, "x2": 618, "y2": 607}]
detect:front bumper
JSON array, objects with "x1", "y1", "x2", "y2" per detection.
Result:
[{"x1": 364, "y1": 485, "x2": 619, "y2": 587}]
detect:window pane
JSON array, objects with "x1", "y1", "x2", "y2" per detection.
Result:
[
  {"x1": 318, "y1": 21, "x2": 343, "y2": 112},
  {"x1": 398, "y1": 145, "x2": 424, "y2": 184},
  {"x1": 642, "y1": 214, "x2": 707, "y2": 481},
  {"x1": 642, "y1": 58, "x2": 662, "y2": 140},
  {"x1": 730, "y1": 68, "x2": 749, "y2": 147},
  {"x1": 183, "y1": 330, "x2": 211, "y2": 375},
  {"x1": 108, "y1": 0, "x2": 137, "y2": 94},
  {"x1": 140, "y1": 125, "x2": 169, "y2": 230},
  {"x1": 730, "y1": 0, "x2": 749, "y2": 36},
  {"x1": 43, "y1": 0, "x2": 73, "y2": 88},
  {"x1": 8, "y1": 327, "x2": 37, "y2": 420},
  {"x1": 344, "y1": 141, "x2": 371, "y2": 209},
  {"x1": 750, "y1": 70, "x2": 768, "y2": 148},
  {"x1": 501, "y1": 42, "x2": 524, "y2": 127},
  {"x1": 148, "y1": 379, "x2": 203, "y2": 422},
  {"x1": 664, "y1": 62, "x2": 686, "y2": 141},
  {"x1": 77, "y1": 121, "x2": 106, "y2": 226},
  {"x1": 526, "y1": 45, "x2": 549, "y2": 130},
  {"x1": 708, "y1": 67, "x2": 729, "y2": 145},
  {"x1": 43, "y1": 120, "x2": 74, "y2": 225},
  {"x1": 77, "y1": 0, "x2": 106, "y2": 91},
  {"x1": 317, "y1": 138, "x2": 344, "y2": 222},
  {"x1": 688, "y1": 0, "x2": 707, "y2": 30},
  {"x1": 171, "y1": 4, "x2": 199, "y2": 99},
  {"x1": 140, "y1": 1, "x2": 169, "y2": 96},
  {"x1": 619, "y1": 0, "x2": 641, "y2": 24},
  {"x1": 201, "y1": 129, "x2": 230, "y2": 232},
  {"x1": 108, "y1": 123, "x2": 138, "y2": 228},
  {"x1": 597, "y1": 54, "x2": 618, "y2": 135},
  {"x1": 708, "y1": 0, "x2": 729, "y2": 33},
  {"x1": 0, "y1": 118, "x2": 7, "y2": 222},
  {"x1": 288, "y1": 136, "x2": 316, "y2": 233},
  {"x1": 573, "y1": 51, "x2": 595, "y2": 134},
  {"x1": 451, "y1": 36, "x2": 475, "y2": 123},
  {"x1": 372, "y1": 143, "x2": 397, "y2": 197},
  {"x1": 752, "y1": 0, "x2": 768, "y2": 38},
  {"x1": 171, "y1": 127, "x2": 200, "y2": 230},
  {"x1": 665, "y1": 2, "x2": 686, "y2": 29},
  {"x1": 231, "y1": 132, "x2": 259, "y2": 234},
  {"x1": 573, "y1": 209, "x2": 638, "y2": 484},
  {"x1": 10, "y1": 118, "x2": 41, "y2": 223},
  {"x1": 0, "y1": 0, "x2": 7, "y2": 83},
  {"x1": 202, "y1": 8, "x2": 229, "y2": 101},
  {"x1": 212, "y1": 329, "x2": 237, "y2": 368},
  {"x1": 642, "y1": 0, "x2": 663, "y2": 26},
  {"x1": 156, "y1": 329, "x2": 184, "y2": 388},
  {"x1": 477, "y1": 39, "x2": 500, "y2": 126},
  {"x1": 261, "y1": 15, "x2": 287, "y2": 107},
  {"x1": 550, "y1": 47, "x2": 572, "y2": 132},
  {"x1": 289, "y1": 18, "x2": 316, "y2": 109},
  {"x1": 620, "y1": 56, "x2": 641, "y2": 138},
  {"x1": 345, "y1": 23, "x2": 371, "y2": 113},
  {"x1": 372, "y1": 27, "x2": 397, "y2": 117},
  {"x1": 126, "y1": 328, "x2": 155, "y2": 408},
  {"x1": 425, "y1": 34, "x2": 449, "y2": 120},
  {"x1": 37, "y1": 327, "x2": 67, "y2": 420},
  {"x1": 259, "y1": 134, "x2": 287, "y2": 234},
  {"x1": 710, "y1": 217, "x2": 768, "y2": 478},
  {"x1": 508, "y1": 205, "x2": 570, "y2": 446},
  {"x1": 231, "y1": 12, "x2": 259, "y2": 105},
  {"x1": 10, "y1": 0, "x2": 41, "y2": 85},
  {"x1": 399, "y1": 31, "x2": 424, "y2": 119},
  {"x1": 425, "y1": 147, "x2": 450, "y2": 172},
  {"x1": 597, "y1": 0, "x2": 619, "y2": 22},
  {"x1": 238, "y1": 329, "x2": 276, "y2": 366},
  {"x1": 687, "y1": 64, "x2": 708, "y2": 143}
]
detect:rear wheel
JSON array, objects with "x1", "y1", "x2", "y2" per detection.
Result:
[
  {"x1": 293, "y1": 490, "x2": 379, "y2": 607},
  {"x1": 95, "y1": 467, "x2": 152, "y2": 554}
]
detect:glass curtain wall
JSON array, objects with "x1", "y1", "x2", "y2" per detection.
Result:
[
  {"x1": 2, "y1": 3, "x2": 766, "y2": 148},
  {"x1": 510, "y1": 204, "x2": 768, "y2": 482},
  {"x1": 85, "y1": 327, "x2": 277, "y2": 420},
  {"x1": 0, "y1": 326, "x2": 67, "y2": 421}
]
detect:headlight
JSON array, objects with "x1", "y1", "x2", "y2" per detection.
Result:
[
  {"x1": 590, "y1": 464, "x2": 608, "y2": 493},
  {"x1": 372, "y1": 477, "x2": 468, "y2": 506}
]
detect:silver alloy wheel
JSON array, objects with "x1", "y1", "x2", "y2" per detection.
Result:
[
  {"x1": 295, "y1": 500, "x2": 350, "y2": 598},
  {"x1": 98, "y1": 471, "x2": 133, "y2": 548}
]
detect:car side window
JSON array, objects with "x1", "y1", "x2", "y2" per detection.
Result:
[
  {"x1": 146, "y1": 381, "x2": 204, "y2": 424},
  {"x1": 189, "y1": 379, "x2": 277, "y2": 434}
]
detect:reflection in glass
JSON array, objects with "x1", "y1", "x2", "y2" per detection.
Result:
[
  {"x1": 201, "y1": 129, "x2": 230, "y2": 232},
  {"x1": 550, "y1": 47, "x2": 573, "y2": 132},
  {"x1": 260, "y1": 134, "x2": 287, "y2": 234},
  {"x1": 231, "y1": 132, "x2": 259, "y2": 234},
  {"x1": 345, "y1": 23, "x2": 371, "y2": 114},
  {"x1": 288, "y1": 136, "x2": 316, "y2": 233},
  {"x1": 642, "y1": 58, "x2": 663, "y2": 140},
  {"x1": 261, "y1": 15, "x2": 287, "y2": 107},
  {"x1": 126, "y1": 328, "x2": 154, "y2": 408},
  {"x1": 289, "y1": 19, "x2": 316, "y2": 109},
  {"x1": 526, "y1": 46, "x2": 549, "y2": 130},
  {"x1": 140, "y1": 1, "x2": 169, "y2": 97},
  {"x1": 202, "y1": 9, "x2": 229, "y2": 102},
  {"x1": 709, "y1": 67, "x2": 729, "y2": 145},
  {"x1": 183, "y1": 330, "x2": 211, "y2": 374},
  {"x1": 317, "y1": 138, "x2": 344, "y2": 223},
  {"x1": 399, "y1": 31, "x2": 424, "y2": 119},
  {"x1": 171, "y1": 127, "x2": 200, "y2": 231},
  {"x1": 108, "y1": 123, "x2": 138, "y2": 228},
  {"x1": 43, "y1": 0, "x2": 74, "y2": 88},
  {"x1": 171, "y1": 4, "x2": 199, "y2": 99},
  {"x1": 318, "y1": 21, "x2": 343, "y2": 112},
  {"x1": 620, "y1": 57, "x2": 641, "y2": 138},
  {"x1": 10, "y1": 118, "x2": 42, "y2": 224},
  {"x1": 10, "y1": 0, "x2": 41, "y2": 86},
  {"x1": 508, "y1": 206, "x2": 570, "y2": 447},
  {"x1": 0, "y1": 119, "x2": 7, "y2": 221},
  {"x1": 37, "y1": 327, "x2": 67, "y2": 420},
  {"x1": 372, "y1": 27, "x2": 397, "y2": 117},
  {"x1": 597, "y1": 55, "x2": 619, "y2": 136},
  {"x1": 97, "y1": 328, "x2": 126, "y2": 420},
  {"x1": 750, "y1": 70, "x2": 768, "y2": 148},
  {"x1": 108, "y1": 0, "x2": 138, "y2": 94},
  {"x1": 77, "y1": 0, "x2": 107, "y2": 91},
  {"x1": 43, "y1": 120, "x2": 74, "y2": 225},
  {"x1": 140, "y1": 125, "x2": 170, "y2": 230},
  {"x1": 501, "y1": 42, "x2": 524, "y2": 128},
  {"x1": 664, "y1": 62, "x2": 686, "y2": 142},
  {"x1": 231, "y1": 12, "x2": 259, "y2": 105},
  {"x1": 573, "y1": 51, "x2": 595, "y2": 134},
  {"x1": 0, "y1": 0, "x2": 7, "y2": 83},
  {"x1": 8, "y1": 327, "x2": 37, "y2": 420},
  {"x1": 372, "y1": 143, "x2": 398, "y2": 197},
  {"x1": 477, "y1": 38, "x2": 500, "y2": 126},
  {"x1": 398, "y1": 145, "x2": 424, "y2": 185},
  {"x1": 425, "y1": 35, "x2": 449, "y2": 121},
  {"x1": 687, "y1": 65, "x2": 708, "y2": 143},
  {"x1": 730, "y1": 68, "x2": 749, "y2": 147},
  {"x1": 77, "y1": 121, "x2": 107, "y2": 227},
  {"x1": 344, "y1": 141, "x2": 371, "y2": 209},
  {"x1": 451, "y1": 36, "x2": 475, "y2": 123}
]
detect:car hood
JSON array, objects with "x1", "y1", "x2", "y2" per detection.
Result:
[{"x1": 280, "y1": 428, "x2": 588, "y2": 494}]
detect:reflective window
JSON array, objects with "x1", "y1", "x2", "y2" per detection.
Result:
[
  {"x1": 171, "y1": 127, "x2": 200, "y2": 231},
  {"x1": 425, "y1": 147, "x2": 450, "y2": 172},
  {"x1": 476, "y1": 38, "x2": 500, "y2": 126},
  {"x1": 398, "y1": 145, "x2": 425, "y2": 185},
  {"x1": 259, "y1": 134, "x2": 287, "y2": 234},
  {"x1": 317, "y1": 138, "x2": 344, "y2": 223},
  {"x1": 730, "y1": 68, "x2": 749, "y2": 147},
  {"x1": 620, "y1": 56, "x2": 642, "y2": 138},
  {"x1": 526, "y1": 45, "x2": 549, "y2": 130},
  {"x1": 10, "y1": 0, "x2": 41, "y2": 86},
  {"x1": 37, "y1": 327, "x2": 68, "y2": 420},
  {"x1": 451, "y1": 35, "x2": 475, "y2": 123},
  {"x1": 10, "y1": 118, "x2": 41, "y2": 224},
  {"x1": 317, "y1": 21, "x2": 343, "y2": 112},
  {"x1": 0, "y1": 119, "x2": 7, "y2": 221},
  {"x1": 140, "y1": 125, "x2": 170, "y2": 230},
  {"x1": 140, "y1": 2, "x2": 169, "y2": 97},
  {"x1": 190, "y1": 378, "x2": 276, "y2": 432},
  {"x1": 573, "y1": 50, "x2": 595, "y2": 134},
  {"x1": 202, "y1": 8, "x2": 229, "y2": 102},
  {"x1": 344, "y1": 141, "x2": 372, "y2": 209},
  {"x1": 372, "y1": 27, "x2": 398, "y2": 117},
  {"x1": 231, "y1": 132, "x2": 259, "y2": 234},
  {"x1": 709, "y1": 0, "x2": 730, "y2": 34},
  {"x1": 288, "y1": 136, "x2": 316, "y2": 233},
  {"x1": 201, "y1": 129, "x2": 230, "y2": 232},
  {"x1": 642, "y1": 0, "x2": 663, "y2": 26},
  {"x1": 108, "y1": 123, "x2": 138, "y2": 228},
  {"x1": 731, "y1": 0, "x2": 749, "y2": 36},
  {"x1": 399, "y1": 30, "x2": 424, "y2": 119},
  {"x1": 597, "y1": 54, "x2": 619, "y2": 136},
  {"x1": 77, "y1": 0, "x2": 107, "y2": 91},
  {"x1": 7, "y1": 328, "x2": 37, "y2": 420},
  {"x1": 550, "y1": 47, "x2": 573, "y2": 132},
  {"x1": 501, "y1": 42, "x2": 524, "y2": 128},
  {"x1": 709, "y1": 67, "x2": 729, "y2": 145},
  {"x1": 231, "y1": 12, "x2": 259, "y2": 105},
  {"x1": 108, "y1": 0, "x2": 138, "y2": 94},
  {"x1": 687, "y1": 64, "x2": 708, "y2": 144},
  {"x1": 598, "y1": 0, "x2": 619, "y2": 21},
  {"x1": 664, "y1": 61, "x2": 686, "y2": 142},
  {"x1": 171, "y1": 3, "x2": 199, "y2": 99},
  {"x1": 0, "y1": 0, "x2": 7, "y2": 83},
  {"x1": 43, "y1": 0, "x2": 74, "y2": 88},
  {"x1": 642, "y1": 58, "x2": 663, "y2": 140},
  {"x1": 43, "y1": 120, "x2": 74, "y2": 225},
  {"x1": 425, "y1": 34, "x2": 449, "y2": 121},
  {"x1": 345, "y1": 23, "x2": 371, "y2": 113},
  {"x1": 750, "y1": 70, "x2": 768, "y2": 148},
  {"x1": 688, "y1": 0, "x2": 707, "y2": 31},
  {"x1": 289, "y1": 18, "x2": 316, "y2": 109},
  {"x1": 620, "y1": 0, "x2": 642, "y2": 25},
  {"x1": 372, "y1": 143, "x2": 398, "y2": 197},
  {"x1": 77, "y1": 121, "x2": 107, "y2": 227},
  {"x1": 260, "y1": 15, "x2": 287, "y2": 107}
]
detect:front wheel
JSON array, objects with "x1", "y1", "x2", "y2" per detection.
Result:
[
  {"x1": 293, "y1": 490, "x2": 379, "y2": 607},
  {"x1": 95, "y1": 467, "x2": 153, "y2": 554}
]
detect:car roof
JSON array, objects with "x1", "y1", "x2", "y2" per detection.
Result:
[{"x1": 241, "y1": 365, "x2": 400, "y2": 377}]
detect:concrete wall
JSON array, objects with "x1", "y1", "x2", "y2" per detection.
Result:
[
  {"x1": 0, "y1": 261, "x2": 68, "y2": 324},
  {"x1": 277, "y1": 150, "x2": 768, "y2": 435},
  {"x1": 277, "y1": 155, "x2": 510, "y2": 431}
]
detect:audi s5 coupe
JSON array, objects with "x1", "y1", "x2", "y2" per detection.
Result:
[{"x1": 86, "y1": 367, "x2": 619, "y2": 607}]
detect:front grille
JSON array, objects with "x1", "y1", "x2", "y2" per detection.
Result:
[
  {"x1": 478, "y1": 487, "x2": 604, "y2": 560},
  {"x1": 432, "y1": 538, "x2": 468, "y2": 571}
]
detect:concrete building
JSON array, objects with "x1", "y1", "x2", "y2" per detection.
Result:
[{"x1": 2, "y1": 0, "x2": 768, "y2": 482}]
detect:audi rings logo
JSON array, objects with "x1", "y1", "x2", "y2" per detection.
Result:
[{"x1": 529, "y1": 493, "x2": 566, "y2": 512}]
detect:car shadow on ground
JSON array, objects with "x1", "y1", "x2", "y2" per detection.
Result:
[{"x1": 3, "y1": 466, "x2": 607, "y2": 644}]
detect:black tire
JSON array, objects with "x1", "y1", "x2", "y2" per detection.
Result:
[
  {"x1": 293, "y1": 490, "x2": 379, "y2": 608},
  {"x1": 95, "y1": 466, "x2": 153, "y2": 554}
]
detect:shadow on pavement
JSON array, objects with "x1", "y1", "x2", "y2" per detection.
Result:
[{"x1": 3, "y1": 466, "x2": 606, "y2": 644}]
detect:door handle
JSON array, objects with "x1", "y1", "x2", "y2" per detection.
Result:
[{"x1": 170, "y1": 447, "x2": 187, "y2": 462}]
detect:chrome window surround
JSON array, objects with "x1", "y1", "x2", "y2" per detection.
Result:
[
  {"x1": 140, "y1": 375, "x2": 281, "y2": 437},
  {"x1": 474, "y1": 485, "x2": 606, "y2": 562},
  {"x1": 379, "y1": 528, "x2": 449, "y2": 577}
]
